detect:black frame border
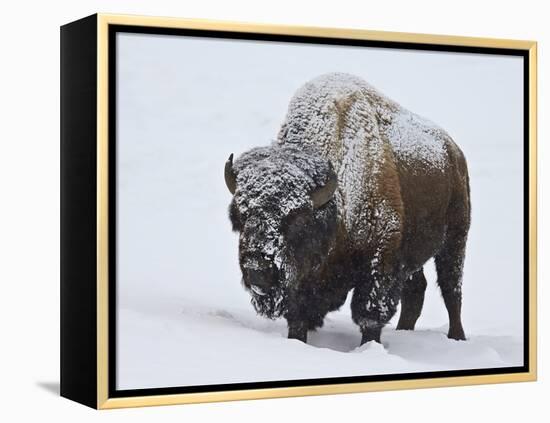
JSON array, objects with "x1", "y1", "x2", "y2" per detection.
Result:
[{"x1": 107, "y1": 24, "x2": 531, "y2": 399}]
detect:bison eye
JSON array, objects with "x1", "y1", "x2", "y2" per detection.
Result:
[{"x1": 285, "y1": 209, "x2": 309, "y2": 231}]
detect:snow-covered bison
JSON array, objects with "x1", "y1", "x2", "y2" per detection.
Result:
[{"x1": 225, "y1": 73, "x2": 471, "y2": 345}]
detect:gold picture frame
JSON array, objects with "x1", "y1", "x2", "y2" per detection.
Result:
[{"x1": 60, "y1": 13, "x2": 537, "y2": 409}]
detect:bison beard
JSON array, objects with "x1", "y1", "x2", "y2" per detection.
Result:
[
  {"x1": 225, "y1": 72, "x2": 471, "y2": 346},
  {"x1": 249, "y1": 286, "x2": 288, "y2": 319}
]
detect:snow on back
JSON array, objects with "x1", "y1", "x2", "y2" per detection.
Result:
[
  {"x1": 280, "y1": 73, "x2": 450, "y2": 175},
  {"x1": 278, "y1": 73, "x2": 403, "y2": 244},
  {"x1": 384, "y1": 111, "x2": 448, "y2": 171},
  {"x1": 278, "y1": 72, "x2": 381, "y2": 152}
]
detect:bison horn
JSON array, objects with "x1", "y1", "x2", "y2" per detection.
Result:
[
  {"x1": 224, "y1": 153, "x2": 237, "y2": 195},
  {"x1": 311, "y1": 166, "x2": 337, "y2": 209}
]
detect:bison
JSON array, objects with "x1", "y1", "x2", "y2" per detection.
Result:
[{"x1": 225, "y1": 72, "x2": 470, "y2": 345}]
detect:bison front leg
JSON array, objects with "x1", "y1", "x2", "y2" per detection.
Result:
[
  {"x1": 287, "y1": 320, "x2": 308, "y2": 343},
  {"x1": 351, "y1": 275, "x2": 401, "y2": 345},
  {"x1": 285, "y1": 287, "x2": 338, "y2": 343},
  {"x1": 285, "y1": 292, "x2": 309, "y2": 343}
]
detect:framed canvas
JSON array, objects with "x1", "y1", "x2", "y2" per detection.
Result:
[{"x1": 60, "y1": 13, "x2": 537, "y2": 409}]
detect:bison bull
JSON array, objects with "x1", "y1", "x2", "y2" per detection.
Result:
[{"x1": 225, "y1": 73, "x2": 471, "y2": 345}]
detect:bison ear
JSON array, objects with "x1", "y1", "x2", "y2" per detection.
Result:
[
  {"x1": 224, "y1": 153, "x2": 237, "y2": 195},
  {"x1": 311, "y1": 164, "x2": 337, "y2": 209}
]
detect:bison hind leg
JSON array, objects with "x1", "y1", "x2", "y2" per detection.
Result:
[
  {"x1": 396, "y1": 268, "x2": 427, "y2": 331},
  {"x1": 435, "y1": 232, "x2": 467, "y2": 341}
]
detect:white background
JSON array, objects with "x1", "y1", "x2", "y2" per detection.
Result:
[{"x1": 0, "y1": 0, "x2": 546, "y2": 421}]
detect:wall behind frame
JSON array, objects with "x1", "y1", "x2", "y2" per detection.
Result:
[{"x1": 1, "y1": 0, "x2": 547, "y2": 422}]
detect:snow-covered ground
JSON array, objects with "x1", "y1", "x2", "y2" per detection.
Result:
[
  {"x1": 117, "y1": 294, "x2": 523, "y2": 389},
  {"x1": 116, "y1": 33, "x2": 525, "y2": 390}
]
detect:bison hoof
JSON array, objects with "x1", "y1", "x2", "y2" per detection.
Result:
[
  {"x1": 396, "y1": 321, "x2": 415, "y2": 331},
  {"x1": 288, "y1": 324, "x2": 308, "y2": 343},
  {"x1": 360, "y1": 326, "x2": 382, "y2": 345},
  {"x1": 447, "y1": 326, "x2": 466, "y2": 341}
]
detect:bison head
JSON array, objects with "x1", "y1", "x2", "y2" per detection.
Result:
[{"x1": 225, "y1": 145, "x2": 338, "y2": 319}]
